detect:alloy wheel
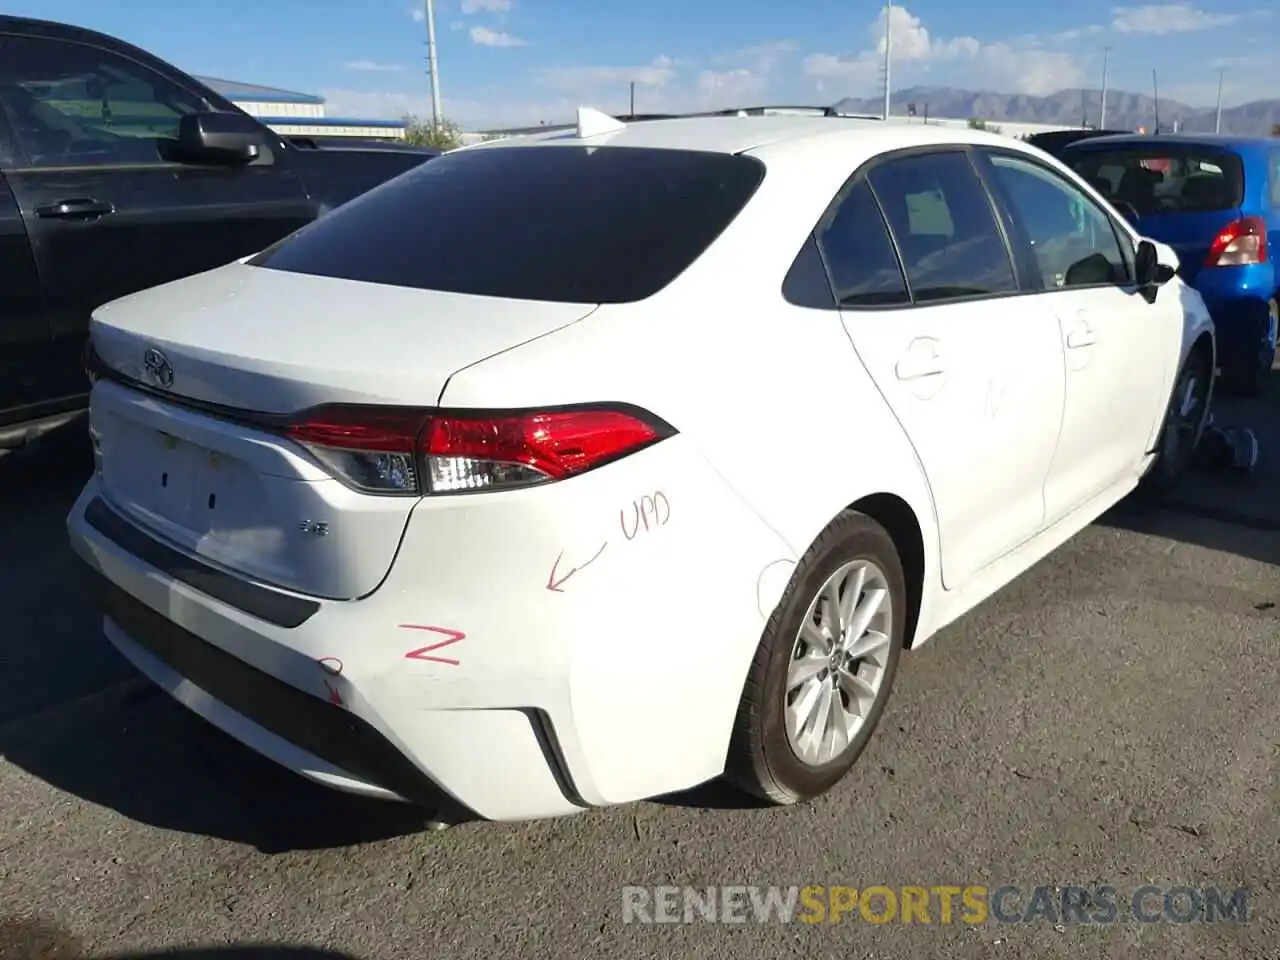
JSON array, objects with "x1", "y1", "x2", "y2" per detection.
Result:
[{"x1": 784, "y1": 559, "x2": 893, "y2": 767}]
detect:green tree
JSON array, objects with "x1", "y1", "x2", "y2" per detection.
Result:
[
  {"x1": 967, "y1": 117, "x2": 990, "y2": 130},
  {"x1": 403, "y1": 115, "x2": 465, "y2": 151}
]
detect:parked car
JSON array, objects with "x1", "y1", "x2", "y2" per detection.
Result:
[
  {"x1": 1025, "y1": 129, "x2": 1131, "y2": 159},
  {"x1": 1062, "y1": 133, "x2": 1278, "y2": 395},
  {"x1": 68, "y1": 110, "x2": 1213, "y2": 823},
  {"x1": 0, "y1": 15, "x2": 439, "y2": 456}
]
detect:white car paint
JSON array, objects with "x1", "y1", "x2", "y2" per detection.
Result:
[{"x1": 67, "y1": 114, "x2": 1213, "y2": 822}]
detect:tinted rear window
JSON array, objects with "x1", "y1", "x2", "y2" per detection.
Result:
[
  {"x1": 251, "y1": 145, "x2": 765, "y2": 303},
  {"x1": 1065, "y1": 145, "x2": 1244, "y2": 214}
]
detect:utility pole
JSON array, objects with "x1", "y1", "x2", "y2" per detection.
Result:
[
  {"x1": 882, "y1": 1, "x2": 893, "y2": 120},
  {"x1": 1214, "y1": 67, "x2": 1225, "y2": 134},
  {"x1": 1152, "y1": 68, "x2": 1160, "y2": 133},
  {"x1": 1099, "y1": 47, "x2": 1110, "y2": 130},
  {"x1": 424, "y1": 0, "x2": 442, "y2": 130},
  {"x1": 629, "y1": 81, "x2": 635, "y2": 115}
]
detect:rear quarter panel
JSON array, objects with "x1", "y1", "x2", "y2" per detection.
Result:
[{"x1": 438, "y1": 132, "x2": 943, "y2": 646}]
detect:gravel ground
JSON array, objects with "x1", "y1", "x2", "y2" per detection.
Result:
[{"x1": 1, "y1": 410, "x2": 1277, "y2": 960}]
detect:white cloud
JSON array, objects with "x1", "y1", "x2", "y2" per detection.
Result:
[
  {"x1": 538, "y1": 56, "x2": 678, "y2": 92},
  {"x1": 718, "y1": 40, "x2": 797, "y2": 75},
  {"x1": 1049, "y1": 24, "x2": 1106, "y2": 42},
  {"x1": 695, "y1": 68, "x2": 767, "y2": 102},
  {"x1": 450, "y1": 20, "x2": 465, "y2": 30},
  {"x1": 344, "y1": 60, "x2": 403, "y2": 72},
  {"x1": 804, "y1": 5, "x2": 1082, "y2": 95},
  {"x1": 1112, "y1": 4, "x2": 1239, "y2": 34},
  {"x1": 409, "y1": 7, "x2": 425, "y2": 22},
  {"x1": 470, "y1": 25, "x2": 526, "y2": 46},
  {"x1": 461, "y1": 0, "x2": 512, "y2": 11}
]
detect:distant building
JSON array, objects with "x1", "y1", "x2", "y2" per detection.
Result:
[{"x1": 197, "y1": 76, "x2": 408, "y2": 141}]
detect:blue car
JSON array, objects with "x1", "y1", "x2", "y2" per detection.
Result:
[{"x1": 1062, "y1": 134, "x2": 1278, "y2": 395}]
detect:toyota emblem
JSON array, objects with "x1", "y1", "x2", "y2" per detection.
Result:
[{"x1": 143, "y1": 348, "x2": 174, "y2": 389}]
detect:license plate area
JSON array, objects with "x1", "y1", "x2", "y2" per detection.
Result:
[{"x1": 103, "y1": 417, "x2": 259, "y2": 542}]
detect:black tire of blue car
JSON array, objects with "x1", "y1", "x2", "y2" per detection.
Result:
[
  {"x1": 1228, "y1": 297, "x2": 1278, "y2": 398},
  {"x1": 725, "y1": 509, "x2": 906, "y2": 805},
  {"x1": 1139, "y1": 345, "x2": 1214, "y2": 499}
]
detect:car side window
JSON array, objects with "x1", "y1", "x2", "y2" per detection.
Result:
[
  {"x1": 984, "y1": 152, "x2": 1132, "y2": 290},
  {"x1": 865, "y1": 151, "x2": 1018, "y2": 303},
  {"x1": 0, "y1": 35, "x2": 208, "y2": 168},
  {"x1": 815, "y1": 178, "x2": 910, "y2": 307}
]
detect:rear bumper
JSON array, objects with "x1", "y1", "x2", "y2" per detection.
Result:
[
  {"x1": 1192, "y1": 265, "x2": 1276, "y2": 361},
  {"x1": 67, "y1": 435, "x2": 795, "y2": 821}
]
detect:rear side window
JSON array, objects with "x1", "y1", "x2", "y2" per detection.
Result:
[
  {"x1": 866, "y1": 151, "x2": 1018, "y2": 303},
  {"x1": 1066, "y1": 146, "x2": 1245, "y2": 214},
  {"x1": 815, "y1": 179, "x2": 909, "y2": 307},
  {"x1": 251, "y1": 145, "x2": 765, "y2": 304}
]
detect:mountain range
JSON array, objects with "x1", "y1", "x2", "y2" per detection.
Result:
[{"x1": 831, "y1": 86, "x2": 1280, "y2": 136}]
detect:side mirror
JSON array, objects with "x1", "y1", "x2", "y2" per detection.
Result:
[
  {"x1": 1135, "y1": 239, "x2": 1178, "y2": 301},
  {"x1": 177, "y1": 112, "x2": 263, "y2": 164}
]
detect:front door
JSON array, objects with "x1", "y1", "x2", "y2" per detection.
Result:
[
  {"x1": 821, "y1": 150, "x2": 1067, "y2": 589},
  {"x1": 975, "y1": 148, "x2": 1182, "y2": 523},
  {"x1": 0, "y1": 32, "x2": 316, "y2": 401}
]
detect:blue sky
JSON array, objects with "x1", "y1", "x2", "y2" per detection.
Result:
[{"x1": 8, "y1": 0, "x2": 1275, "y2": 127}]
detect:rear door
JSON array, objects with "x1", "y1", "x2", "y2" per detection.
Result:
[
  {"x1": 0, "y1": 105, "x2": 54, "y2": 421},
  {"x1": 825, "y1": 149, "x2": 1067, "y2": 589},
  {"x1": 0, "y1": 31, "x2": 315, "y2": 402}
]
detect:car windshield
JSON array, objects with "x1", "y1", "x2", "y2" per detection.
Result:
[
  {"x1": 1065, "y1": 145, "x2": 1244, "y2": 215},
  {"x1": 251, "y1": 144, "x2": 766, "y2": 304}
]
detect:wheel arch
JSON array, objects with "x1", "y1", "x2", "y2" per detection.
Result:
[{"x1": 848, "y1": 492, "x2": 926, "y2": 650}]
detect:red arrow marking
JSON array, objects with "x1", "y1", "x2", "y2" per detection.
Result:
[
  {"x1": 399, "y1": 625, "x2": 466, "y2": 665},
  {"x1": 324, "y1": 681, "x2": 344, "y2": 706},
  {"x1": 546, "y1": 541, "x2": 608, "y2": 592}
]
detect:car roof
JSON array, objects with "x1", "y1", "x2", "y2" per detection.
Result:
[
  {"x1": 461, "y1": 112, "x2": 1025, "y2": 158},
  {"x1": 1064, "y1": 132, "x2": 1274, "y2": 153}
]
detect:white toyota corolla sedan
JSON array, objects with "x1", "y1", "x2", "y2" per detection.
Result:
[{"x1": 67, "y1": 109, "x2": 1214, "y2": 823}]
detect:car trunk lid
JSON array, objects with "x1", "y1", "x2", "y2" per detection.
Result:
[{"x1": 88, "y1": 262, "x2": 596, "y2": 600}]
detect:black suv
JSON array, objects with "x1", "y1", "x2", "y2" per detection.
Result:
[{"x1": 0, "y1": 15, "x2": 439, "y2": 455}]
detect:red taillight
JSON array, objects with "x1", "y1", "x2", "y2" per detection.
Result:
[
  {"x1": 1205, "y1": 216, "x2": 1268, "y2": 267},
  {"x1": 286, "y1": 404, "x2": 672, "y2": 495}
]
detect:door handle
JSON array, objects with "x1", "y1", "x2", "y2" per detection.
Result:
[
  {"x1": 1066, "y1": 329, "x2": 1097, "y2": 349},
  {"x1": 895, "y1": 355, "x2": 946, "y2": 380},
  {"x1": 34, "y1": 198, "x2": 116, "y2": 220},
  {"x1": 895, "y1": 338, "x2": 945, "y2": 381}
]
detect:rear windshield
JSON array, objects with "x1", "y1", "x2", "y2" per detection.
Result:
[
  {"x1": 1065, "y1": 146, "x2": 1244, "y2": 214},
  {"x1": 250, "y1": 145, "x2": 766, "y2": 303}
]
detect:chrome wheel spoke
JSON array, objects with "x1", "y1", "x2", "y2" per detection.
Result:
[
  {"x1": 844, "y1": 629, "x2": 890, "y2": 664},
  {"x1": 844, "y1": 586, "x2": 887, "y2": 649},
  {"x1": 836, "y1": 564, "x2": 865, "y2": 636},
  {"x1": 799, "y1": 617, "x2": 833, "y2": 655},
  {"x1": 787, "y1": 655, "x2": 827, "y2": 691},
  {"x1": 822, "y1": 578, "x2": 844, "y2": 635},
  {"x1": 838, "y1": 667, "x2": 878, "y2": 713}
]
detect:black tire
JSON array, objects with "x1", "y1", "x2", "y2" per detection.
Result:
[
  {"x1": 1139, "y1": 346, "x2": 1213, "y2": 499},
  {"x1": 1228, "y1": 298, "x2": 1277, "y2": 399},
  {"x1": 725, "y1": 510, "x2": 907, "y2": 805}
]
